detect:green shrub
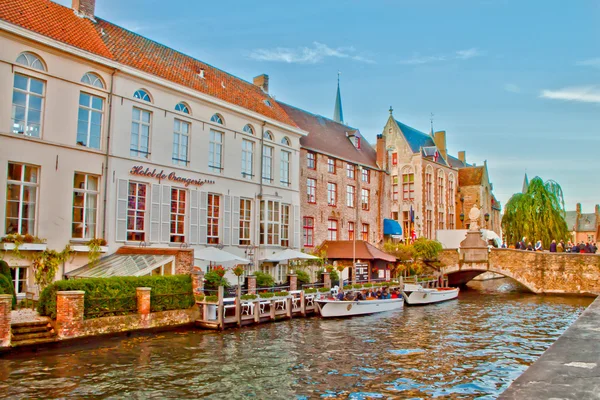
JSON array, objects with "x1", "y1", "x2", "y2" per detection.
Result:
[
  {"x1": 240, "y1": 294, "x2": 257, "y2": 301},
  {"x1": 254, "y1": 271, "x2": 274, "y2": 288},
  {"x1": 364, "y1": 283, "x2": 373, "y2": 288},
  {"x1": 0, "y1": 273, "x2": 16, "y2": 308},
  {"x1": 296, "y1": 270, "x2": 310, "y2": 286},
  {"x1": 0, "y1": 260, "x2": 10, "y2": 277},
  {"x1": 304, "y1": 288, "x2": 317, "y2": 294},
  {"x1": 318, "y1": 287, "x2": 330, "y2": 293},
  {"x1": 329, "y1": 269, "x2": 340, "y2": 286},
  {"x1": 259, "y1": 292, "x2": 274, "y2": 299},
  {"x1": 205, "y1": 295, "x2": 218, "y2": 303},
  {"x1": 204, "y1": 270, "x2": 230, "y2": 291},
  {"x1": 274, "y1": 291, "x2": 289, "y2": 297},
  {"x1": 37, "y1": 275, "x2": 194, "y2": 319},
  {"x1": 351, "y1": 284, "x2": 362, "y2": 289},
  {"x1": 194, "y1": 294, "x2": 205, "y2": 302}
]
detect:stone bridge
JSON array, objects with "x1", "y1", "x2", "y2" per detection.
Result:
[{"x1": 439, "y1": 248, "x2": 600, "y2": 295}]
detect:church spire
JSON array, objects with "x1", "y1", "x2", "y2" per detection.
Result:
[
  {"x1": 522, "y1": 173, "x2": 529, "y2": 193},
  {"x1": 333, "y1": 72, "x2": 344, "y2": 124}
]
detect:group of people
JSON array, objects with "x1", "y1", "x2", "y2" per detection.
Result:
[
  {"x1": 336, "y1": 288, "x2": 401, "y2": 301},
  {"x1": 512, "y1": 237, "x2": 597, "y2": 254}
]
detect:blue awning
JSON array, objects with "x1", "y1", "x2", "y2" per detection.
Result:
[{"x1": 383, "y1": 219, "x2": 402, "y2": 236}]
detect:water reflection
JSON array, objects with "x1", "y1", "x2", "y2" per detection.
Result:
[{"x1": 0, "y1": 279, "x2": 592, "y2": 399}]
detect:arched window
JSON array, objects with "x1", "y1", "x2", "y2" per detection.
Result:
[
  {"x1": 175, "y1": 102, "x2": 190, "y2": 114},
  {"x1": 211, "y1": 114, "x2": 224, "y2": 125},
  {"x1": 243, "y1": 124, "x2": 255, "y2": 135},
  {"x1": 81, "y1": 72, "x2": 105, "y2": 89},
  {"x1": 16, "y1": 52, "x2": 46, "y2": 71},
  {"x1": 133, "y1": 89, "x2": 152, "y2": 102},
  {"x1": 281, "y1": 136, "x2": 291, "y2": 146},
  {"x1": 263, "y1": 130, "x2": 273, "y2": 141}
]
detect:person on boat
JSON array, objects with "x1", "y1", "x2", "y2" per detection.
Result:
[
  {"x1": 381, "y1": 289, "x2": 391, "y2": 299},
  {"x1": 344, "y1": 291, "x2": 356, "y2": 301},
  {"x1": 336, "y1": 290, "x2": 345, "y2": 301},
  {"x1": 390, "y1": 289, "x2": 398, "y2": 299},
  {"x1": 355, "y1": 291, "x2": 365, "y2": 301}
]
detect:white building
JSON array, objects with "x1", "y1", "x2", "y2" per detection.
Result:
[{"x1": 0, "y1": 0, "x2": 305, "y2": 296}]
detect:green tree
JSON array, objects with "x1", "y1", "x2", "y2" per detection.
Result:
[{"x1": 502, "y1": 176, "x2": 569, "y2": 248}]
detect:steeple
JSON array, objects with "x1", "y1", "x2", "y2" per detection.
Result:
[
  {"x1": 333, "y1": 72, "x2": 344, "y2": 124},
  {"x1": 522, "y1": 173, "x2": 529, "y2": 193}
]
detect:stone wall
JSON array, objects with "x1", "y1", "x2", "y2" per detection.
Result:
[{"x1": 440, "y1": 248, "x2": 600, "y2": 295}]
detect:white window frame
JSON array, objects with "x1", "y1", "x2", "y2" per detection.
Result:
[
  {"x1": 307, "y1": 178, "x2": 316, "y2": 203},
  {"x1": 5, "y1": 163, "x2": 39, "y2": 235},
  {"x1": 346, "y1": 185, "x2": 355, "y2": 208},
  {"x1": 327, "y1": 182, "x2": 337, "y2": 206},
  {"x1": 130, "y1": 107, "x2": 151, "y2": 158},
  {"x1": 241, "y1": 139, "x2": 254, "y2": 179},
  {"x1": 280, "y1": 150, "x2": 291, "y2": 187},
  {"x1": 77, "y1": 92, "x2": 104, "y2": 149},
  {"x1": 346, "y1": 163, "x2": 355, "y2": 179},
  {"x1": 172, "y1": 119, "x2": 190, "y2": 166},
  {"x1": 262, "y1": 145, "x2": 273, "y2": 184},
  {"x1": 207, "y1": 193, "x2": 221, "y2": 244},
  {"x1": 260, "y1": 200, "x2": 280, "y2": 245},
  {"x1": 12, "y1": 73, "x2": 45, "y2": 138},
  {"x1": 10, "y1": 267, "x2": 28, "y2": 296},
  {"x1": 328, "y1": 219, "x2": 338, "y2": 241},
  {"x1": 209, "y1": 130, "x2": 223, "y2": 172},
  {"x1": 239, "y1": 198, "x2": 252, "y2": 245},
  {"x1": 170, "y1": 188, "x2": 186, "y2": 243},
  {"x1": 281, "y1": 204, "x2": 290, "y2": 247},
  {"x1": 72, "y1": 173, "x2": 99, "y2": 240},
  {"x1": 127, "y1": 181, "x2": 147, "y2": 241}
]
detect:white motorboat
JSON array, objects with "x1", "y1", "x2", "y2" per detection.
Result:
[
  {"x1": 316, "y1": 297, "x2": 404, "y2": 318},
  {"x1": 402, "y1": 283, "x2": 459, "y2": 306}
]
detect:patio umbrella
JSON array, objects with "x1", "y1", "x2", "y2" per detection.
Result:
[
  {"x1": 194, "y1": 247, "x2": 251, "y2": 264},
  {"x1": 261, "y1": 249, "x2": 320, "y2": 263}
]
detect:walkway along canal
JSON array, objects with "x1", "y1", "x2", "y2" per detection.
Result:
[{"x1": 0, "y1": 280, "x2": 592, "y2": 399}]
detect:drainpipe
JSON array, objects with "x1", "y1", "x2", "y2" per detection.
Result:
[{"x1": 101, "y1": 69, "x2": 117, "y2": 242}]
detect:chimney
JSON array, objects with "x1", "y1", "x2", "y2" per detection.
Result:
[
  {"x1": 376, "y1": 134, "x2": 386, "y2": 169},
  {"x1": 458, "y1": 151, "x2": 466, "y2": 165},
  {"x1": 253, "y1": 74, "x2": 269, "y2": 93},
  {"x1": 596, "y1": 204, "x2": 599, "y2": 216},
  {"x1": 72, "y1": 0, "x2": 96, "y2": 19},
  {"x1": 433, "y1": 131, "x2": 447, "y2": 161},
  {"x1": 576, "y1": 203, "x2": 582, "y2": 215}
]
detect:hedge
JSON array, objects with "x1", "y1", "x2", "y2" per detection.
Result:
[
  {"x1": 0, "y1": 260, "x2": 16, "y2": 308},
  {"x1": 37, "y1": 275, "x2": 195, "y2": 319}
]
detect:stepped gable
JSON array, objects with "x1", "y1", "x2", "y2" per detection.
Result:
[{"x1": 459, "y1": 166, "x2": 485, "y2": 186}]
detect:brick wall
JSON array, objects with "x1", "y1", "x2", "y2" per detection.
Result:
[{"x1": 0, "y1": 295, "x2": 11, "y2": 348}]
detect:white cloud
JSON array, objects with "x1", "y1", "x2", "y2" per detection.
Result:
[
  {"x1": 504, "y1": 83, "x2": 521, "y2": 93},
  {"x1": 576, "y1": 58, "x2": 600, "y2": 68},
  {"x1": 540, "y1": 85, "x2": 600, "y2": 104},
  {"x1": 455, "y1": 48, "x2": 480, "y2": 60},
  {"x1": 248, "y1": 42, "x2": 375, "y2": 64}
]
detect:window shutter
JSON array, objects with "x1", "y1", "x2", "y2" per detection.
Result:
[
  {"x1": 293, "y1": 205, "x2": 300, "y2": 249},
  {"x1": 116, "y1": 179, "x2": 128, "y2": 242},
  {"x1": 160, "y1": 185, "x2": 171, "y2": 243},
  {"x1": 232, "y1": 196, "x2": 240, "y2": 246},
  {"x1": 149, "y1": 184, "x2": 161, "y2": 243},
  {"x1": 199, "y1": 191, "x2": 208, "y2": 245},
  {"x1": 189, "y1": 190, "x2": 199, "y2": 244},
  {"x1": 223, "y1": 195, "x2": 231, "y2": 245}
]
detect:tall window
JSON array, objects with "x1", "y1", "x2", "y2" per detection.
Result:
[
  {"x1": 403, "y1": 171, "x2": 415, "y2": 200},
  {"x1": 438, "y1": 212, "x2": 444, "y2": 230},
  {"x1": 281, "y1": 204, "x2": 290, "y2": 247},
  {"x1": 10, "y1": 267, "x2": 27, "y2": 296},
  {"x1": 262, "y1": 145, "x2": 273, "y2": 183},
  {"x1": 346, "y1": 163, "x2": 355, "y2": 179},
  {"x1": 346, "y1": 185, "x2": 355, "y2": 208},
  {"x1": 207, "y1": 194, "x2": 220, "y2": 244},
  {"x1": 172, "y1": 119, "x2": 190, "y2": 166},
  {"x1": 303, "y1": 217, "x2": 314, "y2": 247},
  {"x1": 280, "y1": 150, "x2": 290, "y2": 187},
  {"x1": 72, "y1": 173, "x2": 98, "y2": 239},
  {"x1": 327, "y1": 183, "x2": 337, "y2": 206},
  {"x1": 307, "y1": 152, "x2": 316, "y2": 169},
  {"x1": 392, "y1": 175, "x2": 399, "y2": 201},
  {"x1": 361, "y1": 189, "x2": 370, "y2": 211},
  {"x1": 327, "y1": 219, "x2": 338, "y2": 241},
  {"x1": 328, "y1": 158, "x2": 336, "y2": 174},
  {"x1": 448, "y1": 176, "x2": 455, "y2": 206},
  {"x1": 361, "y1": 168, "x2": 370, "y2": 183},
  {"x1": 438, "y1": 174, "x2": 445, "y2": 205},
  {"x1": 241, "y1": 139, "x2": 254, "y2": 178},
  {"x1": 403, "y1": 211, "x2": 410, "y2": 240},
  {"x1": 239, "y1": 198, "x2": 252, "y2": 245},
  {"x1": 170, "y1": 188, "x2": 186, "y2": 243},
  {"x1": 127, "y1": 182, "x2": 147, "y2": 241},
  {"x1": 348, "y1": 221, "x2": 355, "y2": 240},
  {"x1": 426, "y1": 170, "x2": 433, "y2": 203},
  {"x1": 5, "y1": 163, "x2": 38, "y2": 235},
  {"x1": 307, "y1": 178, "x2": 316, "y2": 203},
  {"x1": 361, "y1": 223, "x2": 369, "y2": 241},
  {"x1": 448, "y1": 211, "x2": 455, "y2": 230},
  {"x1": 208, "y1": 130, "x2": 223, "y2": 172},
  {"x1": 426, "y1": 210, "x2": 433, "y2": 239},
  {"x1": 12, "y1": 74, "x2": 44, "y2": 137},
  {"x1": 130, "y1": 107, "x2": 151, "y2": 158},
  {"x1": 260, "y1": 200, "x2": 280, "y2": 245},
  {"x1": 77, "y1": 93, "x2": 103, "y2": 149}
]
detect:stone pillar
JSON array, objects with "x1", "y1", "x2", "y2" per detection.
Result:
[
  {"x1": 288, "y1": 274, "x2": 298, "y2": 291},
  {"x1": 136, "y1": 287, "x2": 151, "y2": 315},
  {"x1": 321, "y1": 272, "x2": 331, "y2": 289},
  {"x1": 0, "y1": 295, "x2": 12, "y2": 348},
  {"x1": 56, "y1": 291, "x2": 85, "y2": 339},
  {"x1": 191, "y1": 267, "x2": 204, "y2": 294},
  {"x1": 246, "y1": 275, "x2": 257, "y2": 295}
]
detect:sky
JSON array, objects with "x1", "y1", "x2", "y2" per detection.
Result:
[{"x1": 57, "y1": 0, "x2": 600, "y2": 212}]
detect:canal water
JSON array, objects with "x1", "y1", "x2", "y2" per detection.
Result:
[{"x1": 0, "y1": 279, "x2": 593, "y2": 399}]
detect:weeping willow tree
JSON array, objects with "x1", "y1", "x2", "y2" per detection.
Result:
[{"x1": 502, "y1": 177, "x2": 569, "y2": 248}]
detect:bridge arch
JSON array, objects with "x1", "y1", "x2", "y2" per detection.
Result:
[{"x1": 442, "y1": 263, "x2": 540, "y2": 293}]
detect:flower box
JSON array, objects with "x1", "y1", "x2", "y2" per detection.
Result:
[
  {"x1": 0, "y1": 243, "x2": 47, "y2": 251},
  {"x1": 70, "y1": 245, "x2": 109, "y2": 253}
]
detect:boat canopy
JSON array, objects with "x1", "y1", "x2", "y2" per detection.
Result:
[{"x1": 383, "y1": 219, "x2": 403, "y2": 236}]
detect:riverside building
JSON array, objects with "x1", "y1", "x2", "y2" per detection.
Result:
[{"x1": 0, "y1": 0, "x2": 305, "y2": 295}]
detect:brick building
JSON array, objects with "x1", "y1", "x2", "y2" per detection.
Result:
[
  {"x1": 565, "y1": 203, "x2": 599, "y2": 246},
  {"x1": 278, "y1": 99, "x2": 389, "y2": 253},
  {"x1": 457, "y1": 162, "x2": 502, "y2": 234}
]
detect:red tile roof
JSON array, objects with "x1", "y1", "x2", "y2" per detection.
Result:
[
  {"x1": 278, "y1": 102, "x2": 379, "y2": 168},
  {"x1": 318, "y1": 241, "x2": 396, "y2": 262},
  {"x1": 0, "y1": 0, "x2": 297, "y2": 127},
  {"x1": 459, "y1": 166, "x2": 485, "y2": 186}
]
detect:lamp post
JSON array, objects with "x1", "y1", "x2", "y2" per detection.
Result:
[
  {"x1": 484, "y1": 212, "x2": 490, "y2": 229},
  {"x1": 460, "y1": 196, "x2": 465, "y2": 228}
]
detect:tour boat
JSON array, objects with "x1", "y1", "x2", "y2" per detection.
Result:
[
  {"x1": 402, "y1": 283, "x2": 459, "y2": 306},
  {"x1": 316, "y1": 297, "x2": 404, "y2": 318}
]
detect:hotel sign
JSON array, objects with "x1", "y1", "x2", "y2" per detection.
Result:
[{"x1": 130, "y1": 166, "x2": 215, "y2": 187}]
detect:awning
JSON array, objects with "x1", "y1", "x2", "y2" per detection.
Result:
[
  {"x1": 66, "y1": 253, "x2": 175, "y2": 278},
  {"x1": 261, "y1": 249, "x2": 320, "y2": 263},
  {"x1": 194, "y1": 247, "x2": 251, "y2": 264},
  {"x1": 384, "y1": 219, "x2": 403, "y2": 236}
]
